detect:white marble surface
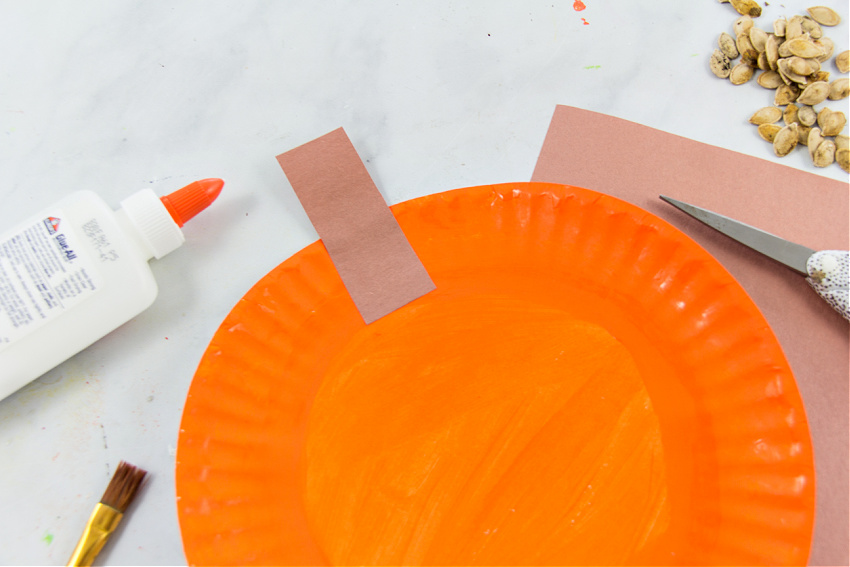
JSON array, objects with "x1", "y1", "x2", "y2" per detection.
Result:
[{"x1": 0, "y1": 1, "x2": 847, "y2": 565}]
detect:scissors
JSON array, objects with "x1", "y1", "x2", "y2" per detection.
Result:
[{"x1": 660, "y1": 195, "x2": 849, "y2": 321}]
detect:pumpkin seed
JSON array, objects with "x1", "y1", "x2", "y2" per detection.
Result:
[
  {"x1": 710, "y1": 49, "x2": 733, "y2": 78},
  {"x1": 773, "y1": 124, "x2": 799, "y2": 156},
  {"x1": 786, "y1": 15, "x2": 805, "y2": 39},
  {"x1": 731, "y1": 0, "x2": 762, "y2": 17},
  {"x1": 835, "y1": 135, "x2": 849, "y2": 151},
  {"x1": 788, "y1": 56, "x2": 820, "y2": 75},
  {"x1": 784, "y1": 104, "x2": 799, "y2": 126},
  {"x1": 719, "y1": 32, "x2": 739, "y2": 59},
  {"x1": 798, "y1": 105, "x2": 818, "y2": 126},
  {"x1": 765, "y1": 34, "x2": 780, "y2": 70},
  {"x1": 808, "y1": 70, "x2": 831, "y2": 84},
  {"x1": 758, "y1": 123, "x2": 783, "y2": 142},
  {"x1": 778, "y1": 58, "x2": 810, "y2": 85},
  {"x1": 730, "y1": 62, "x2": 755, "y2": 84},
  {"x1": 757, "y1": 70, "x2": 784, "y2": 88},
  {"x1": 808, "y1": 127, "x2": 824, "y2": 158},
  {"x1": 812, "y1": 139, "x2": 836, "y2": 167},
  {"x1": 806, "y1": 6, "x2": 841, "y2": 27},
  {"x1": 813, "y1": 37, "x2": 834, "y2": 62},
  {"x1": 733, "y1": 15, "x2": 754, "y2": 36},
  {"x1": 737, "y1": 34, "x2": 756, "y2": 56},
  {"x1": 785, "y1": 37, "x2": 824, "y2": 58},
  {"x1": 741, "y1": 48, "x2": 760, "y2": 68},
  {"x1": 797, "y1": 81, "x2": 830, "y2": 105},
  {"x1": 749, "y1": 27, "x2": 768, "y2": 52},
  {"x1": 775, "y1": 83, "x2": 800, "y2": 105},
  {"x1": 797, "y1": 124, "x2": 813, "y2": 144},
  {"x1": 821, "y1": 111, "x2": 847, "y2": 136},
  {"x1": 819, "y1": 109, "x2": 846, "y2": 136},
  {"x1": 773, "y1": 17, "x2": 787, "y2": 37},
  {"x1": 777, "y1": 64, "x2": 792, "y2": 86},
  {"x1": 800, "y1": 17, "x2": 823, "y2": 39},
  {"x1": 749, "y1": 106, "x2": 784, "y2": 124},
  {"x1": 837, "y1": 148, "x2": 850, "y2": 173},
  {"x1": 836, "y1": 50, "x2": 849, "y2": 73},
  {"x1": 828, "y1": 78, "x2": 849, "y2": 101}
]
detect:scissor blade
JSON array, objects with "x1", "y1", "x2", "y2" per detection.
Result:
[{"x1": 659, "y1": 195, "x2": 814, "y2": 276}]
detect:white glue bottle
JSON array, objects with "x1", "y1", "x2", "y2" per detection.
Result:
[{"x1": 0, "y1": 178, "x2": 224, "y2": 401}]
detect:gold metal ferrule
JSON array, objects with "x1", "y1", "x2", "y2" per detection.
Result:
[{"x1": 67, "y1": 503, "x2": 123, "y2": 567}]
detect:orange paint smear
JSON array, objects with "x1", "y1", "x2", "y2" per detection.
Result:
[
  {"x1": 573, "y1": 0, "x2": 586, "y2": 10},
  {"x1": 582, "y1": 17, "x2": 590, "y2": 25},
  {"x1": 306, "y1": 295, "x2": 669, "y2": 565}
]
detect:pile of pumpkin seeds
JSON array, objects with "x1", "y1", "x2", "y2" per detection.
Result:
[{"x1": 710, "y1": 4, "x2": 849, "y2": 172}]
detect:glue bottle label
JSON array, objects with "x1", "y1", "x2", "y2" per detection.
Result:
[{"x1": 0, "y1": 211, "x2": 101, "y2": 352}]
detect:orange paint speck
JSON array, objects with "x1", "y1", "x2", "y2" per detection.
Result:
[
  {"x1": 573, "y1": 0, "x2": 586, "y2": 10},
  {"x1": 582, "y1": 17, "x2": 590, "y2": 25}
]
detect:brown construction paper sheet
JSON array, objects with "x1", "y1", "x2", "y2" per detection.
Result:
[
  {"x1": 532, "y1": 105, "x2": 849, "y2": 566},
  {"x1": 277, "y1": 128, "x2": 435, "y2": 324}
]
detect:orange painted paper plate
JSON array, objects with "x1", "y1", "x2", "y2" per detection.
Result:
[{"x1": 176, "y1": 183, "x2": 814, "y2": 566}]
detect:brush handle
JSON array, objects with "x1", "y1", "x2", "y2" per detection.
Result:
[{"x1": 67, "y1": 503, "x2": 123, "y2": 567}]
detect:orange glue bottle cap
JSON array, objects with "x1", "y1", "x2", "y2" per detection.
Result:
[{"x1": 160, "y1": 178, "x2": 224, "y2": 227}]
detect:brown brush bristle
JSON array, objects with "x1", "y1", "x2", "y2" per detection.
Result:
[{"x1": 100, "y1": 461, "x2": 148, "y2": 512}]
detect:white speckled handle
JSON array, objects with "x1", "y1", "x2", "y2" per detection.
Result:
[{"x1": 806, "y1": 250, "x2": 849, "y2": 321}]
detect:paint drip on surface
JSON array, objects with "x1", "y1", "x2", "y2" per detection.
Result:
[
  {"x1": 304, "y1": 294, "x2": 669, "y2": 565},
  {"x1": 573, "y1": 0, "x2": 586, "y2": 10}
]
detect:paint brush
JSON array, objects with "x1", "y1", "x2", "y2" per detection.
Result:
[{"x1": 67, "y1": 461, "x2": 148, "y2": 567}]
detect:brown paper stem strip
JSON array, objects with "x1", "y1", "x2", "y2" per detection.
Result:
[{"x1": 277, "y1": 128, "x2": 435, "y2": 324}]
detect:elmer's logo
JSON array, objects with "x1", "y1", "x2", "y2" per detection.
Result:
[{"x1": 43, "y1": 217, "x2": 61, "y2": 235}]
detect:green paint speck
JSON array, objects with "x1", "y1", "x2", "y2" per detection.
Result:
[
  {"x1": 583, "y1": 65, "x2": 601, "y2": 69},
  {"x1": 691, "y1": 53, "x2": 699, "y2": 57},
  {"x1": 43, "y1": 532, "x2": 54, "y2": 545}
]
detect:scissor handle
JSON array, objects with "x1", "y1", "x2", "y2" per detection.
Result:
[{"x1": 806, "y1": 250, "x2": 849, "y2": 321}]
